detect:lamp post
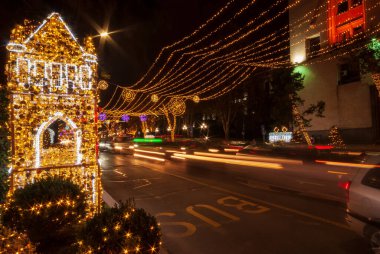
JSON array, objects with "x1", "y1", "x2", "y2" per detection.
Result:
[{"x1": 200, "y1": 122, "x2": 209, "y2": 139}]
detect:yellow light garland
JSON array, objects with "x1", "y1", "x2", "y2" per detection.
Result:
[{"x1": 6, "y1": 12, "x2": 101, "y2": 213}]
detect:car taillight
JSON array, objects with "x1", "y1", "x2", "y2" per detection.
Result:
[{"x1": 338, "y1": 180, "x2": 351, "y2": 203}]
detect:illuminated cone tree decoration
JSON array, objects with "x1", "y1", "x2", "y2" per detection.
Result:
[{"x1": 328, "y1": 125, "x2": 345, "y2": 149}]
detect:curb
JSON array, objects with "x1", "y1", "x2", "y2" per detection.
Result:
[{"x1": 102, "y1": 190, "x2": 118, "y2": 207}]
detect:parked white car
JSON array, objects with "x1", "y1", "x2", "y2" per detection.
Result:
[{"x1": 345, "y1": 158, "x2": 380, "y2": 253}]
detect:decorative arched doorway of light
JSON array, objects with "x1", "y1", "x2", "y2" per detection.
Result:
[{"x1": 34, "y1": 112, "x2": 82, "y2": 168}]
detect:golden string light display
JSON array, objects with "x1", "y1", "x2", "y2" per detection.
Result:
[
  {"x1": 151, "y1": 94, "x2": 159, "y2": 103},
  {"x1": 121, "y1": 88, "x2": 137, "y2": 102},
  {"x1": 142, "y1": 0, "x2": 293, "y2": 95},
  {"x1": 103, "y1": 0, "x2": 296, "y2": 115},
  {"x1": 131, "y1": 0, "x2": 244, "y2": 89},
  {"x1": 98, "y1": 80, "x2": 109, "y2": 90},
  {"x1": 102, "y1": 0, "x2": 379, "y2": 121},
  {"x1": 6, "y1": 12, "x2": 101, "y2": 212}
]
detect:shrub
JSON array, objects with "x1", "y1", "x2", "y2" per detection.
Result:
[
  {"x1": 0, "y1": 85, "x2": 10, "y2": 203},
  {"x1": 1, "y1": 176, "x2": 88, "y2": 253},
  {"x1": 79, "y1": 199, "x2": 161, "y2": 253},
  {"x1": 0, "y1": 224, "x2": 36, "y2": 253}
]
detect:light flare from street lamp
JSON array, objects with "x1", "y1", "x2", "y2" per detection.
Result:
[{"x1": 100, "y1": 31, "x2": 109, "y2": 37}]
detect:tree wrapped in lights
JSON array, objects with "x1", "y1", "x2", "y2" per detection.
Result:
[
  {"x1": 328, "y1": 125, "x2": 345, "y2": 149},
  {"x1": 291, "y1": 129, "x2": 304, "y2": 144},
  {"x1": 79, "y1": 200, "x2": 161, "y2": 254},
  {"x1": 2, "y1": 177, "x2": 87, "y2": 253}
]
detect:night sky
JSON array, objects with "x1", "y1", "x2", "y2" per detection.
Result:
[
  {"x1": 0, "y1": 0, "x2": 233, "y2": 84},
  {"x1": 0, "y1": 0, "x2": 287, "y2": 85}
]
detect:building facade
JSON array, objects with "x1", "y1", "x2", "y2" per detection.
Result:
[{"x1": 289, "y1": 0, "x2": 380, "y2": 143}]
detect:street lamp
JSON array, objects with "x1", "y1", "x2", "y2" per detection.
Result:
[{"x1": 100, "y1": 31, "x2": 109, "y2": 38}]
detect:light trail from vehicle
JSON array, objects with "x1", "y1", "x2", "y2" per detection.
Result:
[
  {"x1": 173, "y1": 153, "x2": 283, "y2": 170},
  {"x1": 316, "y1": 160, "x2": 380, "y2": 169},
  {"x1": 224, "y1": 148, "x2": 240, "y2": 152},
  {"x1": 165, "y1": 150, "x2": 186, "y2": 154},
  {"x1": 171, "y1": 155, "x2": 186, "y2": 160},
  {"x1": 134, "y1": 149, "x2": 165, "y2": 156},
  {"x1": 134, "y1": 153, "x2": 165, "y2": 162},
  {"x1": 327, "y1": 170, "x2": 349, "y2": 175},
  {"x1": 194, "y1": 152, "x2": 303, "y2": 165}
]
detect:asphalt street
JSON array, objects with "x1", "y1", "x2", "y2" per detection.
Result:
[{"x1": 100, "y1": 152, "x2": 371, "y2": 254}]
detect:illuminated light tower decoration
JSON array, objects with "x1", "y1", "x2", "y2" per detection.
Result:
[{"x1": 6, "y1": 13, "x2": 101, "y2": 212}]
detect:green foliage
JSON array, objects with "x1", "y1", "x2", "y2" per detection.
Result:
[
  {"x1": 368, "y1": 38, "x2": 380, "y2": 60},
  {"x1": 269, "y1": 68, "x2": 325, "y2": 127},
  {"x1": 301, "y1": 101, "x2": 325, "y2": 127},
  {"x1": 0, "y1": 85, "x2": 10, "y2": 203},
  {"x1": 269, "y1": 68, "x2": 304, "y2": 126},
  {"x1": 358, "y1": 38, "x2": 380, "y2": 74},
  {"x1": 79, "y1": 199, "x2": 161, "y2": 254},
  {"x1": 2, "y1": 176, "x2": 88, "y2": 253}
]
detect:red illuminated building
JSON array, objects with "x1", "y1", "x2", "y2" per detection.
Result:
[
  {"x1": 289, "y1": 0, "x2": 380, "y2": 143},
  {"x1": 328, "y1": 0, "x2": 366, "y2": 44}
]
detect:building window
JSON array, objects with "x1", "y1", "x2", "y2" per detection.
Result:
[
  {"x1": 362, "y1": 168, "x2": 380, "y2": 190},
  {"x1": 337, "y1": 1, "x2": 349, "y2": 15},
  {"x1": 352, "y1": 0, "x2": 363, "y2": 8},
  {"x1": 306, "y1": 36, "x2": 321, "y2": 59},
  {"x1": 353, "y1": 25, "x2": 364, "y2": 35},
  {"x1": 338, "y1": 62, "x2": 361, "y2": 85},
  {"x1": 328, "y1": 0, "x2": 366, "y2": 44},
  {"x1": 338, "y1": 31, "x2": 350, "y2": 43}
]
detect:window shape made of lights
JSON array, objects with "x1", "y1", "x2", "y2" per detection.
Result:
[{"x1": 328, "y1": 0, "x2": 366, "y2": 44}]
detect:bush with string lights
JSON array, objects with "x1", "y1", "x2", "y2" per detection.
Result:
[
  {"x1": 79, "y1": 199, "x2": 161, "y2": 254},
  {"x1": 0, "y1": 85, "x2": 10, "y2": 204},
  {"x1": 1, "y1": 176, "x2": 88, "y2": 253}
]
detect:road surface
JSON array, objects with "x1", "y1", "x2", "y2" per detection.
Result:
[{"x1": 100, "y1": 152, "x2": 371, "y2": 254}]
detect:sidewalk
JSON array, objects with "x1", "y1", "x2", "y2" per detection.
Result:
[{"x1": 342, "y1": 144, "x2": 380, "y2": 154}]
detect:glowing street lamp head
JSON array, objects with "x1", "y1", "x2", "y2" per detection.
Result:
[
  {"x1": 100, "y1": 31, "x2": 109, "y2": 37},
  {"x1": 293, "y1": 54, "x2": 305, "y2": 64}
]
